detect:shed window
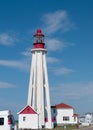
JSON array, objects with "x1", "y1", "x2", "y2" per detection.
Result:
[
  {"x1": 63, "y1": 116, "x2": 69, "y2": 121},
  {"x1": 23, "y1": 116, "x2": 26, "y2": 121},
  {"x1": 0, "y1": 118, "x2": 4, "y2": 125}
]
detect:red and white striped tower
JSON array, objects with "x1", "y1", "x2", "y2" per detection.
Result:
[{"x1": 27, "y1": 29, "x2": 53, "y2": 129}]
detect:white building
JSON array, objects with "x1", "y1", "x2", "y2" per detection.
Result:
[
  {"x1": 85, "y1": 112, "x2": 93, "y2": 124},
  {"x1": 79, "y1": 112, "x2": 93, "y2": 126},
  {"x1": 51, "y1": 103, "x2": 79, "y2": 126},
  {"x1": 18, "y1": 105, "x2": 38, "y2": 129}
]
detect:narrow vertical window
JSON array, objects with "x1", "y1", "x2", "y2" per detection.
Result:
[{"x1": 23, "y1": 116, "x2": 26, "y2": 121}]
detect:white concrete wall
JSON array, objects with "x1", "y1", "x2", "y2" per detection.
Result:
[
  {"x1": 85, "y1": 114, "x2": 93, "y2": 123},
  {"x1": 53, "y1": 109, "x2": 78, "y2": 125},
  {"x1": 19, "y1": 114, "x2": 38, "y2": 129},
  {"x1": 81, "y1": 122, "x2": 90, "y2": 126}
]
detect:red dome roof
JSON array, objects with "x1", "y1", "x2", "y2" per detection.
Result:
[{"x1": 34, "y1": 29, "x2": 44, "y2": 37}]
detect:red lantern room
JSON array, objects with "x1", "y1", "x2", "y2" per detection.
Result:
[{"x1": 33, "y1": 29, "x2": 45, "y2": 49}]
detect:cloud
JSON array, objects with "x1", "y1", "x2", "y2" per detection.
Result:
[
  {"x1": 21, "y1": 48, "x2": 31, "y2": 57},
  {"x1": 42, "y1": 10, "x2": 75, "y2": 35},
  {"x1": 45, "y1": 38, "x2": 67, "y2": 51},
  {"x1": 0, "y1": 82, "x2": 15, "y2": 88},
  {"x1": 0, "y1": 56, "x2": 60, "y2": 72},
  {"x1": 0, "y1": 60, "x2": 23, "y2": 68},
  {"x1": 54, "y1": 67, "x2": 74, "y2": 75},
  {"x1": 21, "y1": 48, "x2": 60, "y2": 64},
  {"x1": 40, "y1": 10, "x2": 75, "y2": 52},
  {"x1": 0, "y1": 59, "x2": 30, "y2": 71},
  {"x1": 0, "y1": 33, "x2": 17, "y2": 46},
  {"x1": 61, "y1": 81, "x2": 93, "y2": 96},
  {"x1": 47, "y1": 56, "x2": 60, "y2": 63},
  {"x1": 50, "y1": 81, "x2": 93, "y2": 104}
]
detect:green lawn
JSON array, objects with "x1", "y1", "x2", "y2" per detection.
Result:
[
  {"x1": 46, "y1": 124, "x2": 78, "y2": 130},
  {"x1": 17, "y1": 124, "x2": 79, "y2": 130}
]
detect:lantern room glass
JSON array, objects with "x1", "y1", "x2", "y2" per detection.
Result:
[{"x1": 34, "y1": 36, "x2": 44, "y2": 43}]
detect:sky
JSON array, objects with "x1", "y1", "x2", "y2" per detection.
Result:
[{"x1": 0, "y1": 0, "x2": 93, "y2": 119}]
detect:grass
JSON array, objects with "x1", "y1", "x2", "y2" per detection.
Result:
[
  {"x1": 46, "y1": 125, "x2": 78, "y2": 130},
  {"x1": 18, "y1": 124, "x2": 79, "y2": 130}
]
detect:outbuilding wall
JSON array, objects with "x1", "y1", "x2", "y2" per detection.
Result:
[
  {"x1": 52, "y1": 108, "x2": 78, "y2": 125},
  {"x1": 19, "y1": 114, "x2": 38, "y2": 129}
]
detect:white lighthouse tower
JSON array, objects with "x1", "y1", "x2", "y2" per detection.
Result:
[{"x1": 27, "y1": 29, "x2": 53, "y2": 129}]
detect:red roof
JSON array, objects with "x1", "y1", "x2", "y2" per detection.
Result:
[
  {"x1": 34, "y1": 29, "x2": 44, "y2": 37},
  {"x1": 19, "y1": 105, "x2": 37, "y2": 114},
  {"x1": 52, "y1": 103, "x2": 73, "y2": 109},
  {"x1": 73, "y1": 113, "x2": 79, "y2": 117}
]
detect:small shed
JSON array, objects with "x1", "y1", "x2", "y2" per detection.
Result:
[{"x1": 18, "y1": 105, "x2": 38, "y2": 129}]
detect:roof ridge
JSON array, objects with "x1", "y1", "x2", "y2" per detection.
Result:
[{"x1": 55, "y1": 103, "x2": 73, "y2": 109}]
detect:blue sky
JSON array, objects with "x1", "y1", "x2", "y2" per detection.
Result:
[{"x1": 0, "y1": 0, "x2": 93, "y2": 119}]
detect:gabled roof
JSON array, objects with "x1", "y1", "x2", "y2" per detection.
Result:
[
  {"x1": 18, "y1": 105, "x2": 37, "y2": 114},
  {"x1": 85, "y1": 112, "x2": 93, "y2": 115},
  {"x1": 51, "y1": 103, "x2": 73, "y2": 109}
]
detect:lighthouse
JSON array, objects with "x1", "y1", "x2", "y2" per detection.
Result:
[{"x1": 27, "y1": 29, "x2": 53, "y2": 129}]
